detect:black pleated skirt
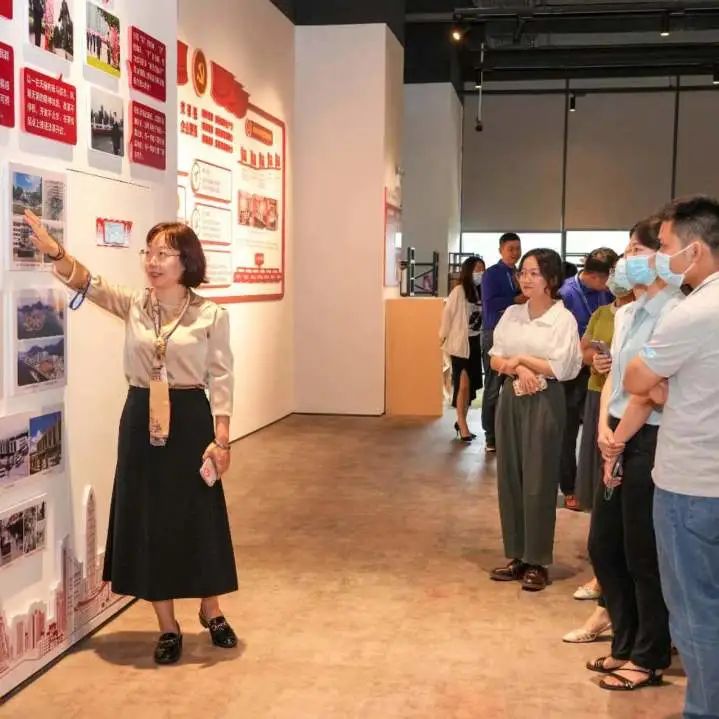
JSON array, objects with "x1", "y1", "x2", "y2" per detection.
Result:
[
  {"x1": 103, "y1": 387, "x2": 238, "y2": 601},
  {"x1": 450, "y1": 334, "x2": 483, "y2": 408}
]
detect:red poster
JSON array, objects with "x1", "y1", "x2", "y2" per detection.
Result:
[
  {"x1": 0, "y1": 0, "x2": 11, "y2": 19},
  {"x1": 130, "y1": 101, "x2": 166, "y2": 170},
  {"x1": 21, "y1": 68, "x2": 76, "y2": 145},
  {"x1": 0, "y1": 42, "x2": 13, "y2": 128},
  {"x1": 129, "y1": 27, "x2": 166, "y2": 103}
]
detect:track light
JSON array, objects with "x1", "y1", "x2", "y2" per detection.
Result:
[
  {"x1": 660, "y1": 12, "x2": 671, "y2": 37},
  {"x1": 569, "y1": 93, "x2": 577, "y2": 112},
  {"x1": 450, "y1": 25, "x2": 464, "y2": 42},
  {"x1": 713, "y1": 67, "x2": 719, "y2": 85}
]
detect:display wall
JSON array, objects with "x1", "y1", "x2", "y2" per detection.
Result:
[
  {"x1": 0, "y1": 0, "x2": 177, "y2": 697},
  {"x1": 178, "y1": 0, "x2": 295, "y2": 438}
]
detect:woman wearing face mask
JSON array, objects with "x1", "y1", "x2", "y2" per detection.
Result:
[
  {"x1": 563, "y1": 256, "x2": 636, "y2": 643},
  {"x1": 440, "y1": 256, "x2": 486, "y2": 441},
  {"x1": 585, "y1": 217, "x2": 683, "y2": 691},
  {"x1": 488, "y1": 249, "x2": 582, "y2": 591}
]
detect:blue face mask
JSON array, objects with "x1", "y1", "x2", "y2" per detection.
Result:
[
  {"x1": 612, "y1": 258, "x2": 630, "y2": 290},
  {"x1": 655, "y1": 244, "x2": 696, "y2": 288},
  {"x1": 606, "y1": 275, "x2": 631, "y2": 298},
  {"x1": 626, "y1": 254, "x2": 657, "y2": 287}
]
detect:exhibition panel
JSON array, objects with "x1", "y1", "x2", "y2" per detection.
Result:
[{"x1": 0, "y1": 0, "x2": 178, "y2": 697}]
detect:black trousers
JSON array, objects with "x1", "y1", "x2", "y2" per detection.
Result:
[
  {"x1": 559, "y1": 366, "x2": 590, "y2": 496},
  {"x1": 480, "y1": 329, "x2": 502, "y2": 445},
  {"x1": 588, "y1": 420, "x2": 671, "y2": 670}
]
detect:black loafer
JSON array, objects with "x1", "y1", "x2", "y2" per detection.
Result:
[
  {"x1": 490, "y1": 559, "x2": 528, "y2": 582},
  {"x1": 199, "y1": 612, "x2": 238, "y2": 648},
  {"x1": 154, "y1": 623, "x2": 182, "y2": 664}
]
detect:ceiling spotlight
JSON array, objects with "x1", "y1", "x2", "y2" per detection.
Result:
[
  {"x1": 451, "y1": 25, "x2": 464, "y2": 42},
  {"x1": 660, "y1": 13, "x2": 671, "y2": 37},
  {"x1": 713, "y1": 66, "x2": 719, "y2": 85},
  {"x1": 569, "y1": 93, "x2": 577, "y2": 112}
]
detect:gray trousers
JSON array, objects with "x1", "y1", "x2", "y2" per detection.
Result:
[{"x1": 496, "y1": 378, "x2": 566, "y2": 567}]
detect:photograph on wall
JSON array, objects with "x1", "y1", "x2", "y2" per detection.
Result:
[
  {"x1": 85, "y1": 1, "x2": 120, "y2": 77},
  {"x1": 0, "y1": 497, "x2": 46, "y2": 569},
  {"x1": 96, "y1": 218, "x2": 131, "y2": 247},
  {"x1": 10, "y1": 164, "x2": 66, "y2": 270},
  {"x1": 238, "y1": 192, "x2": 278, "y2": 232},
  {"x1": 29, "y1": 410, "x2": 62, "y2": 476},
  {"x1": 28, "y1": 0, "x2": 74, "y2": 61},
  {"x1": 15, "y1": 337, "x2": 65, "y2": 392},
  {"x1": 89, "y1": 86, "x2": 124, "y2": 156},
  {"x1": 0, "y1": 414, "x2": 31, "y2": 487},
  {"x1": 16, "y1": 289, "x2": 65, "y2": 340}
]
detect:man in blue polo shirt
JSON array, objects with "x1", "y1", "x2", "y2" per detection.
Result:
[
  {"x1": 480, "y1": 232, "x2": 525, "y2": 452},
  {"x1": 558, "y1": 247, "x2": 616, "y2": 509}
]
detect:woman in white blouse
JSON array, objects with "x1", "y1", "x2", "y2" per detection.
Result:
[
  {"x1": 24, "y1": 210, "x2": 238, "y2": 665},
  {"x1": 440, "y1": 256, "x2": 486, "y2": 441},
  {"x1": 488, "y1": 248, "x2": 582, "y2": 591}
]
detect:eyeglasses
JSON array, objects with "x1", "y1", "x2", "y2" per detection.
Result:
[
  {"x1": 518, "y1": 270, "x2": 543, "y2": 280},
  {"x1": 139, "y1": 249, "x2": 181, "y2": 263}
]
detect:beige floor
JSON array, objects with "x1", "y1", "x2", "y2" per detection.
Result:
[{"x1": 2, "y1": 413, "x2": 686, "y2": 719}]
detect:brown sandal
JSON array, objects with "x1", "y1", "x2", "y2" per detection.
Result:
[
  {"x1": 586, "y1": 656, "x2": 625, "y2": 674},
  {"x1": 599, "y1": 667, "x2": 664, "y2": 691}
]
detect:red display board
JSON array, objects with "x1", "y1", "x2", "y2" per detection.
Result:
[
  {"x1": 21, "y1": 68, "x2": 77, "y2": 145},
  {"x1": 0, "y1": 0, "x2": 12, "y2": 20},
  {"x1": 129, "y1": 101, "x2": 166, "y2": 170},
  {"x1": 0, "y1": 42, "x2": 13, "y2": 128},
  {"x1": 129, "y1": 27, "x2": 166, "y2": 103}
]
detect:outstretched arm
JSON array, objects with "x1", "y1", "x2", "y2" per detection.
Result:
[{"x1": 25, "y1": 209, "x2": 135, "y2": 319}]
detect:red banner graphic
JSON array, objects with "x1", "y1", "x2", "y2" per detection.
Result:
[
  {"x1": 245, "y1": 119, "x2": 273, "y2": 146},
  {"x1": 0, "y1": 0, "x2": 11, "y2": 19},
  {"x1": 177, "y1": 40, "x2": 188, "y2": 85},
  {"x1": 129, "y1": 27, "x2": 166, "y2": 103},
  {"x1": 0, "y1": 42, "x2": 13, "y2": 128},
  {"x1": 129, "y1": 101, "x2": 166, "y2": 170},
  {"x1": 210, "y1": 61, "x2": 249, "y2": 120},
  {"x1": 22, "y1": 68, "x2": 76, "y2": 144}
]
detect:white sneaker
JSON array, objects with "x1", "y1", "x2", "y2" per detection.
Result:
[{"x1": 573, "y1": 585, "x2": 601, "y2": 600}]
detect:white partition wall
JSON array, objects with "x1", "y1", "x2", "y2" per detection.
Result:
[
  {"x1": 294, "y1": 24, "x2": 402, "y2": 415},
  {"x1": 0, "y1": 0, "x2": 177, "y2": 696}
]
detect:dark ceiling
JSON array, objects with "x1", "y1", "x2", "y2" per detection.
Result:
[
  {"x1": 406, "y1": 1, "x2": 719, "y2": 87},
  {"x1": 270, "y1": 1, "x2": 719, "y2": 88}
]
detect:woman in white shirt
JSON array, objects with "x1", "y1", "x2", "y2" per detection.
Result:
[
  {"x1": 488, "y1": 249, "x2": 582, "y2": 591},
  {"x1": 440, "y1": 256, "x2": 486, "y2": 441}
]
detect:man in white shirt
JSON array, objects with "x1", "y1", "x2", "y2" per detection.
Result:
[{"x1": 625, "y1": 196, "x2": 719, "y2": 719}]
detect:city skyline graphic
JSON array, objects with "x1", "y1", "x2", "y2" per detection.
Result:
[{"x1": 0, "y1": 488, "x2": 125, "y2": 689}]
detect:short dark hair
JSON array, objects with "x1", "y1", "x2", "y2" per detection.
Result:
[
  {"x1": 630, "y1": 217, "x2": 661, "y2": 251},
  {"x1": 562, "y1": 261, "x2": 578, "y2": 278},
  {"x1": 146, "y1": 222, "x2": 207, "y2": 288},
  {"x1": 584, "y1": 247, "x2": 618, "y2": 275},
  {"x1": 519, "y1": 248, "x2": 563, "y2": 300},
  {"x1": 499, "y1": 232, "x2": 521, "y2": 246},
  {"x1": 659, "y1": 195, "x2": 719, "y2": 253}
]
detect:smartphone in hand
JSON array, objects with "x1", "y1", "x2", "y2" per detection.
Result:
[
  {"x1": 200, "y1": 456, "x2": 218, "y2": 487},
  {"x1": 591, "y1": 340, "x2": 611, "y2": 357}
]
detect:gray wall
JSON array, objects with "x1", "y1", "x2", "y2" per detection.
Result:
[{"x1": 462, "y1": 86, "x2": 719, "y2": 232}]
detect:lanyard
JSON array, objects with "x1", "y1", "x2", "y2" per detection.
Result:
[
  {"x1": 149, "y1": 290, "x2": 191, "y2": 364},
  {"x1": 573, "y1": 276, "x2": 593, "y2": 317}
]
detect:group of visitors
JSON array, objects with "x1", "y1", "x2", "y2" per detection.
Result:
[{"x1": 440, "y1": 196, "x2": 719, "y2": 716}]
